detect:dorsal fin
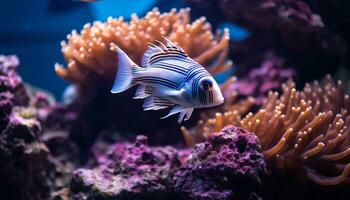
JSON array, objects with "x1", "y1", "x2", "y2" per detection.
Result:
[
  {"x1": 141, "y1": 44, "x2": 164, "y2": 67},
  {"x1": 141, "y1": 38, "x2": 188, "y2": 67},
  {"x1": 162, "y1": 37, "x2": 186, "y2": 52}
]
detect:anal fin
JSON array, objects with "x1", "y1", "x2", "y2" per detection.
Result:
[{"x1": 161, "y1": 106, "x2": 193, "y2": 123}]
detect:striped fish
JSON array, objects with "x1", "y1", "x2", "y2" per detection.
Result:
[{"x1": 111, "y1": 38, "x2": 224, "y2": 123}]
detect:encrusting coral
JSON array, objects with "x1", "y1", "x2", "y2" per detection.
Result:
[
  {"x1": 70, "y1": 128, "x2": 266, "y2": 200},
  {"x1": 0, "y1": 55, "x2": 80, "y2": 200},
  {"x1": 183, "y1": 76, "x2": 350, "y2": 186},
  {"x1": 70, "y1": 135, "x2": 182, "y2": 200},
  {"x1": 0, "y1": 55, "x2": 55, "y2": 199},
  {"x1": 174, "y1": 126, "x2": 266, "y2": 200},
  {"x1": 221, "y1": 52, "x2": 295, "y2": 105},
  {"x1": 55, "y1": 8, "x2": 232, "y2": 87}
]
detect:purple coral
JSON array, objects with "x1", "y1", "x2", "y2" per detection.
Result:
[
  {"x1": 224, "y1": 52, "x2": 295, "y2": 105},
  {"x1": 0, "y1": 55, "x2": 66, "y2": 200},
  {"x1": 173, "y1": 125, "x2": 266, "y2": 200},
  {"x1": 70, "y1": 135, "x2": 182, "y2": 199},
  {"x1": 188, "y1": 0, "x2": 345, "y2": 83},
  {"x1": 0, "y1": 55, "x2": 29, "y2": 106},
  {"x1": 0, "y1": 107, "x2": 53, "y2": 200}
]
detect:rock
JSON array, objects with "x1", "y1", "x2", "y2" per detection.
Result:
[
  {"x1": 174, "y1": 126, "x2": 266, "y2": 200},
  {"x1": 70, "y1": 135, "x2": 182, "y2": 200}
]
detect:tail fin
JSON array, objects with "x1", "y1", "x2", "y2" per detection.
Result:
[{"x1": 111, "y1": 46, "x2": 139, "y2": 93}]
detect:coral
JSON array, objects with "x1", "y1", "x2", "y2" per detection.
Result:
[
  {"x1": 52, "y1": 8, "x2": 234, "y2": 153},
  {"x1": 222, "y1": 52, "x2": 295, "y2": 105},
  {"x1": 56, "y1": 8, "x2": 232, "y2": 87},
  {"x1": 0, "y1": 55, "x2": 79, "y2": 200},
  {"x1": 0, "y1": 106, "x2": 53, "y2": 200},
  {"x1": 0, "y1": 55, "x2": 55, "y2": 200},
  {"x1": 188, "y1": 0, "x2": 346, "y2": 82},
  {"x1": 0, "y1": 55, "x2": 29, "y2": 107},
  {"x1": 181, "y1": 90, "x2": 255, "y2": 147},
  {"x1": 184, "y1": 76, "x2": 350, "y2": 186},
  {"x1": 70, "y1": 135, "x2": 182, "y2": 199},
  {"x1": 174, "y1": 126, "x2": 266, "y2": 200},
  {"x1": 70, "y1": 129, "x2": 266, "y2": 200}
]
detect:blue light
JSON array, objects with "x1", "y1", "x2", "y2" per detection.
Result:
[
  {"x1": 90, "y1": 0, "x2": 157, "y2": 20},
  {"x1": 219, "y1": 22, "x2": 250, "y2": 42}
]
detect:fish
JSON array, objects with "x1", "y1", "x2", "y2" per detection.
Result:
[{"x1": 110, "y1": 38, "x2": 224, "y2": 123}]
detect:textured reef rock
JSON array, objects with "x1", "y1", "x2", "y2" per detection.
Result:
[
  {"x1": 70, "y1": 129, "x2": 267, "y2": 200},
  {"x1": 70, "y1": 135, "x2": 182, "y2": 200},
  {"x1": 0, "y1": 55, "x2": 55, "y2": 199},
  {"x1": 39, "y1": 104, "x2": 81, "y2": 200},
  {"x1": 188, "y1": 0, "x2": 347, "y2": 83},
  {"x1": 0, "y1": 106, "x2": 53, "y2": 200},
  {"x1": 174, "y1": 126, "x2": 266, "y2": 200},
  {"x1": 0, "y1": 55, "x2": 78, "y2": 200},
  {"x1": 184, "y1": 76, "x2": 350, "y2": 199}
]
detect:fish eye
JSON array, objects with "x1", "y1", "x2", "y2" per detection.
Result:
[{"x1": 200, "y1": 79, "x2": 213, "y2": 91}]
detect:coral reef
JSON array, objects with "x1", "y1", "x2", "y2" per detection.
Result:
[
  {"x1": 2, "y1": 1, "x2": 350, "y2": 199},
  {"x1": 52, "y1": 8, "x2": 236, "y2": 153},
  {"x1": 222, "y1": 52, "x2": 295, "y2": 105},
  {"x1": 181, "y1": 54, "x2": 296, "y2": 146},
  {"x1": 71, "y1": 129, "x2": 266, "y2": 200},
  {"x1": 184, "y1": 76, "x2": 350, "y2": 186},
  {"x1": 70, "y1": 135, "x2": 182, "y2": 200},
  {"x1": 174, "y1": 126, "x2": 266, "y2": 200},
  {"x1": 0, "y1": 55, "x2": 80, "y2": 200},
  {"x1": 188, "y1": 0, "x2": 347, "y2": 82},
  {"x1": 56, "y1": 8, "x2": 232, "y2": 87},
  {"x1": 0, "y1": 55, "x2": 54, "y2": 199}
]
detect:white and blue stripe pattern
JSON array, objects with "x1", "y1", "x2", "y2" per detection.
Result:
[{"x1": 111, "y1": 37, "x2": 224, "y2": 123}]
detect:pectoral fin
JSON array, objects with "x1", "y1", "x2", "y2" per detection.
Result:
[
  {"x1": 133, "y1": 85, "x2": 153, "y2": 99},
  {"x1": 161, "y1": 106, "x2": 194, "y2": 123},
  {"x1": 178, "y1": 108, "x2": 194, "y2": 123},
  {"x1": 143, "y1": 96, "x2": 174, "y2": 111}
]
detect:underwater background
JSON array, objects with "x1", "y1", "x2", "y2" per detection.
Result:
[
  {"x1": 0, "y1": 0, "x2": 222, "y2": 98},
  {"x1": 0, "y1": 0, "x2": 350, "y2": 200}
]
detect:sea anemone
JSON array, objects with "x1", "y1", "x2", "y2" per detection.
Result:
[
  {"x1": 55, "y1": 8, "x2": 232, "y2": 87},
  {"x1": 183, "y1": 76, "x2": 350, "y2": 185}
]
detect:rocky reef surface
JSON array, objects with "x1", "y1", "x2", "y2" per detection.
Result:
[
  {"x1": 70, "y1": 135, "x2": 182, "y2": 200},
  {"x1": 70, "y1": 127, "x2": 266, "y2": 200},
  {"x1": 0, "y1": 58, "x2": 267, "y2": 200},
  {"x1": 188, "y1": 0, "x2": 348, "y2": 83},
  {"x1": 0, "y1": 55, "x2": 54, "y2": 199},
  {"x1": 0, "y1": 55, "x2": 80, "y2": 200},
  {"x1": 174, "y1": 126, "x2": 266, "y2": 200}
]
